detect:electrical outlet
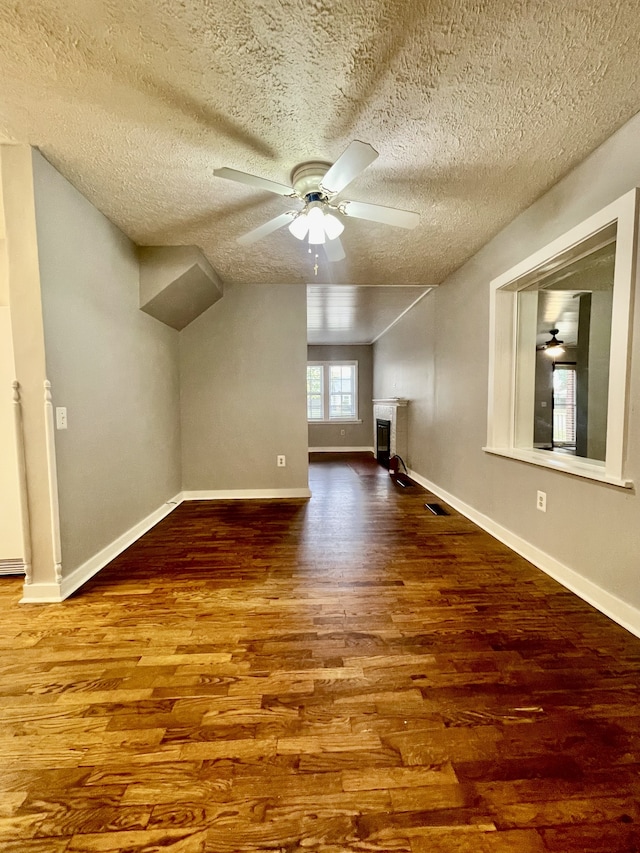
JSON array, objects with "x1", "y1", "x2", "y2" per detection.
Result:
[
  {"x1": 55, "y1": 407, "x2": 67, "y2": 430},
  {"x1": 536, "y1": 490, "x2": 547, "y2": 512},
  {"x1": 340, "y1": 429, "x2": 345, "y2": 436},
  {"x1": 277, "y1": 455, "x2": 286, "y2": 467}
]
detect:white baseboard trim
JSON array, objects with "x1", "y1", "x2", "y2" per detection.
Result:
[
  {"x1": 309, "y1": 447, "x2": 374, "y2": 453},
  {"x1": 20, "y1": 493, "x2": 183, "y2": 604},
  {"x1": 0, "y1": 558, "x2": 25, "y2": 576},
  {"x1": 408, "y1": 467, "x2": 640, "y2": 640},
  {"x1": 182, "y1": 488, "x2": 312, "y2": 501}
]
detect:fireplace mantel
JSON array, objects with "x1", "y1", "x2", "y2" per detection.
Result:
[{"x1": 372, "y1": 398, "x2": 408, "y2": 407}]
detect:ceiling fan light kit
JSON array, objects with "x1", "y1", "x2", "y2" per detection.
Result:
[
  {"x1": 214, "y1": 140, "x2": 420, "y2": 262},
  {"x1": 288, "y1": 202, "x2": 345, "y2": 245}
]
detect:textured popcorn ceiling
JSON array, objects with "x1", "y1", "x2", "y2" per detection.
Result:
[{"x1": 1, "y1": 0, "x2": 639, "y2": 292}]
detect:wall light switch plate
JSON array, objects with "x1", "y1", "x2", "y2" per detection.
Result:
[{"x1": 56, "y1": 407, "x2": 67, "y2": 430}]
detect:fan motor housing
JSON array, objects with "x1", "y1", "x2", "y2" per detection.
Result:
[{"x1": 290, "y1": 161, "x2": 332, "y2": 198}]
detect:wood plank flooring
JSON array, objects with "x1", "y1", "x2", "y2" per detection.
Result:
[{"x1": 1, "y1": 451, "x2": 640, "y2": 852}]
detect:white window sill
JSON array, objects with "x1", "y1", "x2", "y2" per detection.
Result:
[
  {"x1": 483, "y1": 446, "x2": 633, "y2": 489},
  {"x1": 308, "y1": 419, "x2": 362, "y2": 425}
]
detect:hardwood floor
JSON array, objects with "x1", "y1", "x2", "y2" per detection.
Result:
[{"x1": 2, "y1": 451, "x2": 640, "y2": 852}]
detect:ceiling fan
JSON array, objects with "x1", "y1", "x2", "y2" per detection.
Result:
[
  {"x1": 538, "y1": 329, "x2": 565, "y2": 355},
  {"x1": 214, "y1": 140, "x2": 420, "y2": 262}
]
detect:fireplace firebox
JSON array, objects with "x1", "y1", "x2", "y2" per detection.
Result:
[{"x1": 376, "y1": 419, "x2": 391, "y2": 468}]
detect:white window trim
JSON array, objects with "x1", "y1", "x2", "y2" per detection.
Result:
[
  {"x1": 484, "y1": 188, "x2": 638, "y2": 489},
  {"x1": 307, "y1": 360, "x2": 359, "y2": 423}
]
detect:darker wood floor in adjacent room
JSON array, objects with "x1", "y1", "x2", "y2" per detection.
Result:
[{"x1": 2, "y1": 452, "x2": 640, "y2": 852}]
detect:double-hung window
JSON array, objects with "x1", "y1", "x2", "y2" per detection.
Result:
[{"x1": 307, "y1": 361, "x2": 358, "y2": 422}]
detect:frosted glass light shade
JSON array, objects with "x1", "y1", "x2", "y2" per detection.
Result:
[
  {"x1": 307, "y1": 203, "x2": 326, "y2": 245},
  {"x1": 323, "y1": 212, "x2": 344, "y2": 240},
  {"x1": 288, "y1": 213, "x2": 309, "y2": 240}
]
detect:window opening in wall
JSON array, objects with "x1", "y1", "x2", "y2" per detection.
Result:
[
  {"x1": 307, "y1": 361, "x2": 359, "y2": 422},
  {"x1": 515, "y1": 236, "x2": 614, "y2": 464},
  {"x1": 522, "y1": 239, "x2": 615, "y2": 462},
  {"x1": 486, "y1": 188, "x2": 638, "y2": 488}
]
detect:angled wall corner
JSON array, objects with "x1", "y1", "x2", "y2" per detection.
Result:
[{"x1": 138, "y1": 245, "x2": 223, "y2": 331}]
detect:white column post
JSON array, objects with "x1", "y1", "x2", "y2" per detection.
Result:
[{"x1": 12, "y1": 380, "x2": 32, "y2": 583}]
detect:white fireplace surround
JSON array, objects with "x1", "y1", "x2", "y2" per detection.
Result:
[{"x1": 373, "y1": 398, "x2": 409, "y2": 463}]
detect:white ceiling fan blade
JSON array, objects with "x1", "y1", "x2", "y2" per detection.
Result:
[
  {"x1": 237, "y1": 211, "x2": 298, "y2": 246},
  {"x1": 320, "y1": 141, "x2": 378, "y2": 196},
  {"x1": 340, "y1": 200, "x2": 420, "y2": 230},
  {"x1": 324, "y1": 236, "x2": 346, "y2": 263},
  {"x1": 214, "y1": 167, "x2": 295, "y2": 197}
]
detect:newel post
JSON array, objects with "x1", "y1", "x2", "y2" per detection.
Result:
[{"x1": 12, "y1": 380, "x2": 32, "y2": 583}]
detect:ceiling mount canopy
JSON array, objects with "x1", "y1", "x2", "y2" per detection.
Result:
[
  {"x1": 290, "y1": 161, "x2": 331, "y2": 197},
  {"x1": 214, "y1": 140, "x2": 420, "y2": 264}
]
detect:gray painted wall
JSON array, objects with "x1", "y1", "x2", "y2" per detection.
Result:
[
  {"x1": 307, "y1": 344, "x2": 373, "y2": 449},
  {"x1": 33, "y1": 151, "x2": 182, "y2": 575},
  {"x1": 374, "y1": 110, "x2": 640, "y2": 610},
  {"x1": 180, "y1": 283, "x2": 308, "y2": 491}
]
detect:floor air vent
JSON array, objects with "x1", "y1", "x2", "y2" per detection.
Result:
[
  {"x1": 394, "y1": 473, "x2": 414, "y2": 487},
  {"x1": 425, "y1": 502, "x2": 449, "y2": 516}
]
